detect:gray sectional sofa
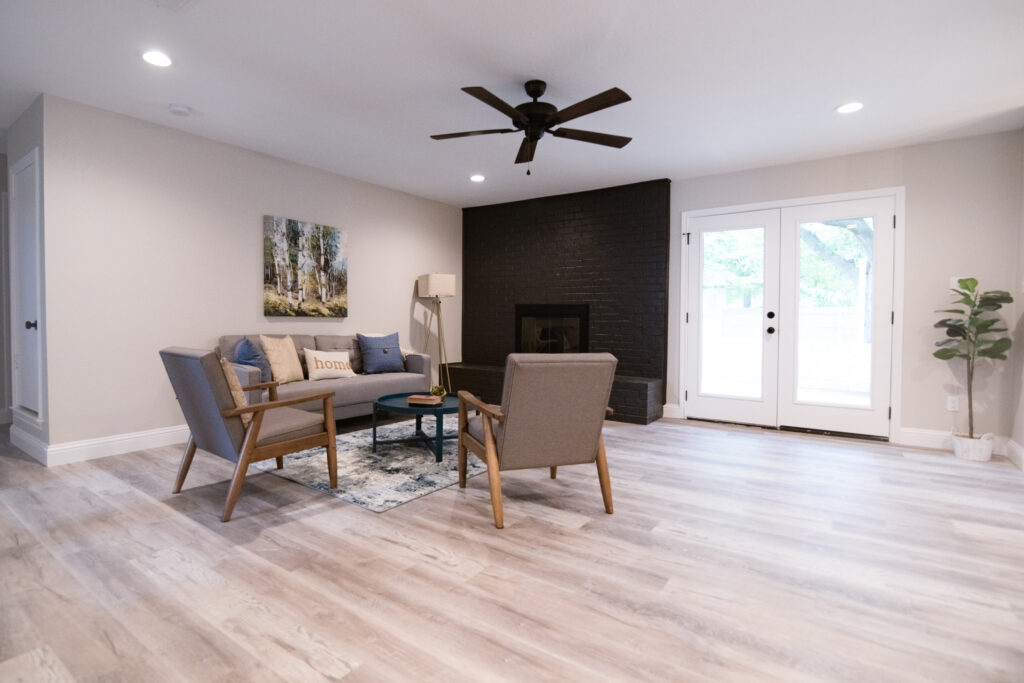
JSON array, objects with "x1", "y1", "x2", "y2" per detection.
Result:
[{"x1": 219, "y1": 334, "x2": 430, "y2": 420}]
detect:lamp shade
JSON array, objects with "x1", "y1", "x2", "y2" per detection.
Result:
[{"x1": 418, "y1": 273, "x2": 456, "y2": 298}]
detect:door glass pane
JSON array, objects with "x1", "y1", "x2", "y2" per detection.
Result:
[
  {"x1": 700, "y1": 227, "x2": 764, "y2": 398},
  {"x1": 796, "y1": 217, "x2": 873, "y2": 406}
]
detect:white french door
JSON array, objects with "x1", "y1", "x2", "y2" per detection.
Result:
[{"x1": 685, "y1": 195, "x2": 896, "y2": 437}]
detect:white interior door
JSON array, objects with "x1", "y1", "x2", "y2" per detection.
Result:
[
  {"x1": 777, "y1": 197, "x2": 894, "y2": 436},
  {"x1": 9, "y1": 148, "x2": 43, "y2": 417},
  {"x1": 685, "y1": 210, "x2": 780, "y2": 426}
]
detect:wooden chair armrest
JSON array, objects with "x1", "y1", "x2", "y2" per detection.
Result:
[
  {"x1": 242, "y1": 380, "x2": 279, "y2": 400},
  {"x1": 457, "y1": 390, "x2": 504, "y2": 421},
  {"x1": 605, "y1": 406, "x2": 614, "y2": 418},
  {"x1": 221, "y1": 391, "x2": 334, "y2": 417},
  {"x1": 241, "y1": 381, "x2": 279, "y2": 392}
]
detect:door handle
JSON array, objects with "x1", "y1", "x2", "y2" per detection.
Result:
[
  {"x1": 766, "y1": 326, "x2": 776, "y2": 334},
  {"x1": 25, "y1": 320, "x2": 37, "y2": 330}
]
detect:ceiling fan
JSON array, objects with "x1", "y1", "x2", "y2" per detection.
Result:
[{"x1": 431, "y1": 79, "x2": 632, "y2": 167}]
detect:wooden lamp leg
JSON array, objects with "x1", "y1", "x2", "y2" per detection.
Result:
[
  {"x1": 595, "y1": 435, "x2": 613, "y2": 514},
  {"x1": 173, "y1": 435, "x2": 198, "y2": 493}
]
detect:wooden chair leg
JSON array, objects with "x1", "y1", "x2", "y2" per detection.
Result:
[
  {"x1": 324, "y1": 399, "x2": 337, "y2": 489},
  {"x1": 222, "y1": 415, "x2": 261, "y2": 522},
  {"x1": 173, "y1": 435, "x2": 197, "y2": 493},
  {"x1": 550, "y1": 466, "x2": 557, "y2": 479},
  {"x1": 457, "y1": 436, "x2": 468, "y2": 488},
  {"x1": 595, "y1": 435, "x2": 613, "y2": 515},
  {"x1": 275, "y1": 457, "x2": 284, "y2": 470},
  {"x1": 484, "y1": 446, "x2": 503, "y2": 529}
]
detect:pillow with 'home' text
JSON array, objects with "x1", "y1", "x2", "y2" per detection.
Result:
[{"x1": 303, "y1": 348, "x2": 357, "y2": 380}]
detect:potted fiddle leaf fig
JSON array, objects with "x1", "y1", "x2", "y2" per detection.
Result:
[{"x1": 933, "y1": 277, "x2": 1013, "y2": 461}]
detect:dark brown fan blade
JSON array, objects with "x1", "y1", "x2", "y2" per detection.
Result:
[
  {"x1": 462, "y1": 87, "x2": 529, "y2": 127},
  {"x1": 431, "y1": 128, "x2": 516, "y2": 140},
  {"x1": 550, "y1": 127, "x2": 632, "y2": 148},
  {"x1": 549, "y1": 87, "x2": 631, "y2": 126},
  {"x1": 515, "y1": 138, "x2": 537, "y2": 164}
]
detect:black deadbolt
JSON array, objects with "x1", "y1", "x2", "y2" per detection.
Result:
[
  {"x1": 766, "y1": 326, "x2": 776, "y2": 334},
  {"x1": 767, "y1": 311, "x2": 775, "y2": 319},
  {"x1": 25, "y1": 320, "x2": 37, "y2": 330}
]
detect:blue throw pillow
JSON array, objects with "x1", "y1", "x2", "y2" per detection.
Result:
[
  {"x1": 233, "y1": 337, "x2": 273, "y2": 383},
  {"x1": 357, "y1": 333, "x2": 405, "y2": 374}
]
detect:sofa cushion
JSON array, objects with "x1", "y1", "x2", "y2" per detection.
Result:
[
  {"x1": 233, "y1": 337, "x2": 272, "y2": 383},
  {"x1": 261, "y1": 335, "x2": 304, "y2": 384},
  {"x1": 357, "y1": 332, "x2": 404, "y2": 374},
  {"x1": 276, "y1": 373, "x2": 428, "y2": 410}
]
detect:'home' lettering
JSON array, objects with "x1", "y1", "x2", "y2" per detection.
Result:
[{"x1": 314, "y1": 358, "x2": 351, "y2": 370}]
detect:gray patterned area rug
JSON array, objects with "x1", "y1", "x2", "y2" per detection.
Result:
[{"x1": 252, "y1": 415, "x2": 485, "y2": 512}]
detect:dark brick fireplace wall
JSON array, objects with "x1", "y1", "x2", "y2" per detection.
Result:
[{"x1": 451, "y1": 179, "x2": 670, "y2": 424}]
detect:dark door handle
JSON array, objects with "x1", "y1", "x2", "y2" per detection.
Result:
[
  {"x1": 25, "y1": 320, "x2": 37, "y2": 330},
  {"x1": 767, "y1": 311, "x2": 776, "y2": 319},
  {"x1": 766, "y1": 326, "x2": 776, "y2": 334}
]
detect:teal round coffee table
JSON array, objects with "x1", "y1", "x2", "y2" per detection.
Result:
[{"x1": 373, "y1": 392, "x2": 459, "y2": 462}]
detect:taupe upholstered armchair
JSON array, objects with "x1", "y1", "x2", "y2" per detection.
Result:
[
  {"x1": 457, "y1": 353, "x2": 617, "y2": 528},
  {"x1": 159, "y1": 347, "x2": 337, "y2": 522}
]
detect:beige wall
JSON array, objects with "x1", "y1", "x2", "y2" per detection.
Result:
[
  {"x1": 40, "y1": 96, "x2": 461, "y2": 444},
  {"x1": 667, "y1": 129, "x2": 1024, "y2": 438},
  {"x1": 1011, "y1": 141, "x2": 1024, "y2": 448}
]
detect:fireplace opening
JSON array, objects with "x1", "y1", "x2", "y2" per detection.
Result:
[{"x1": 515, "y1": 304, "x2": 589, "y2": 354}]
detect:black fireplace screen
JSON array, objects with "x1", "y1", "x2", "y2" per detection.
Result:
[{"x1": 515, "y1": 304, "x2": 589, "y2": 354}]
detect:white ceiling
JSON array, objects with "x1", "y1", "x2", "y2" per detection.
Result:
[{"x1": 2, "y1": 0, "x2": 1023, "y2": 207}]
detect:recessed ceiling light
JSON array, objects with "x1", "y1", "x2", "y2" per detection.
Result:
[
  {"x1": 470, "y1": 174, "x2": 485, "y2": 183},
  {"x1": 168, "y1": 103, "x2": 192, "y2": 117},
  {"x1": 143, "y1": 50, "x2": 173, "y2": 67},
  {"x1": 835, "y1": 102, "x2": 864, "y2": 114}
]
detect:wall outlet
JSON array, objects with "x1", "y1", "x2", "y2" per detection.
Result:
[{"x1": 946, "y1": 395, "x2": 960, "y2": 412}]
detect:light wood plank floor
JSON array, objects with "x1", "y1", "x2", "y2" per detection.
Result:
[{"x1": 2, "y1": 419, "x2": 1023, "y2": 682}]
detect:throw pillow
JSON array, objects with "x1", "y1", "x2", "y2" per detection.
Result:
[
  {"x1": 304, "y1": 348, "x2": 357, "y2": 380},
  {"x1": 357, "y1": 332, "x2": 405, "y2": 374},
  {"x1": 260, "y1": 334, "x2": 305, "y2": 383},
  {"x1": 233, "y1": 337, "x2": 272, "y2": 383},
  {"x1": 218, "y1": 357, "x2": 252, "y2": 428}
]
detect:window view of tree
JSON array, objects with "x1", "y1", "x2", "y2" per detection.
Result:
[
  {"x1": 702, "y1": 228, "x2": 764, "y2": 308},
  {"x1": 263, "y1": 215, "x2": 348, "y2": 317}
]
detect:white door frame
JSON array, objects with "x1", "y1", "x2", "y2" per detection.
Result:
[
  {"x1": 680, "y1": 186, "x2": 906, "y2": 440},
  {"x1": 8, "y1": 147, "x2": 46, "y2": 427}
]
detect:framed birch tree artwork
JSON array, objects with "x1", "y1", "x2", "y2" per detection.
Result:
[{"x1": 263, "y1": 215, "x2": 349, "y2": 317}]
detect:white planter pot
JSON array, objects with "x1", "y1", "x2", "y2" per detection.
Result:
[{"x1": 951, "y1": 433, "x2": 994, "y2": 461}]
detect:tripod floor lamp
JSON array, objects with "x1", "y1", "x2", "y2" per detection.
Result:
[{"x1": 417, "y1": 273, "x2": 456, "y2": 392}]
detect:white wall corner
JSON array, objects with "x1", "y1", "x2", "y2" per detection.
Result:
[
  {"x1": 1005, "y1": 439, "x2": 1023, "y2": 470},
  {"x1": 662, "y1": 403, "x2": 685, "y2": 419},
  {"x1": 11, "y1": 423, "x2": 190, "y2": 467},
  {"x1": 0, "y1": 407, "x2": 11, "y2": 425}
]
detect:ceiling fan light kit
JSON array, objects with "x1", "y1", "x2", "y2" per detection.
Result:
[{"x1": 431, "y1": 79, "x2": 632, "y2": 169}]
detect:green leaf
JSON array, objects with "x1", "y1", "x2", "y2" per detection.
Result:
[
  {"x1": 935, "y1": 339, "x2": 960, "y2": 347},
  {"x1": 936, "y1": 308, "x2": 966, "y2": 314},
  {"x1": 979, "y1": 290, "x2": 1013, "y2": 303},
  {"x1": 957, "y1": 277, "x2": 978, "y2": 292},
  {"x1": 933, "y1": 348, "x2": 960, "y2": 360},
  {"x1": 977, "y1": 350, "x2": 1009, "y2": 360}
]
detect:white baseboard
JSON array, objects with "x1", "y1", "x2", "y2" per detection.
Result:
[
  {"x1": 9, "y1": 424, "x2": 49, "y2": 465},
  {"x1": 893, "y1": 427, "x2": 1010, "y2": 458},
  {"x1": 10, "y1": 423, "x2": 190, "y2": 467},
  {"x1": 0, "y1": 407, "x2": 11, "y2": 425},
  {"x1": 662, "y1": 403, "x2": 685, "y2": 419}
]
